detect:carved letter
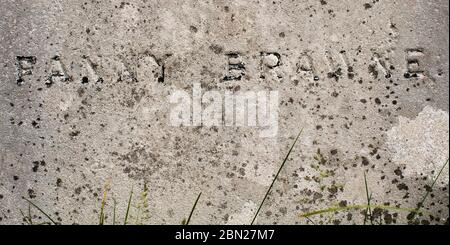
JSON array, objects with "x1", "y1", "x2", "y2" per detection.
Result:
[{"x1": 16, "y1": 56, "x2": 36, "y2": 86}]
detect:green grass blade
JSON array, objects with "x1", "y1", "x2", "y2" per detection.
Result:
[
  {"x1": 36, "y1": 222, "x2": 52, "y2": 225},
  {"x1": 112, "y1": 198, "x2": 117, "y2": 225},
  {"x1": 99, "y1": 195, "x2": 107, "y2": 225},
  {"x1": 410, "y1": 159, "x2": 449, "y2": 220},
  {"x1": 305, "y1": 216, "x2": 316, "y2": 225},
  {"x1": 99, "y1": 181, "x2": 111, "y2": 225},
  {"x1": 251, "y1": 129, "x2": 303, "y2": 225},
  {"x1": 363, "y1": 171, "x2": 373, "y2": 225},
  {"x1": 124, "y1": 187, "x2": 134, "y2": 225},
  {"x1": 418, "y1": 159, "x2": 449, "y2": 207},
  {"x1": 22, "y1": 197, "x2": 58, "y2": 225},
  {"x1": 19, "y1": 209, "x2": 31, "y2": 225},
  {"x1": 185, "y1": 192, "x2": 202, "y2": 225},
  {"x1": 300, "y1": 204, "x2": 425, "y2": 219},
  {"x1": 28, "y1": 204, "x2": 33, "y2": 225}
]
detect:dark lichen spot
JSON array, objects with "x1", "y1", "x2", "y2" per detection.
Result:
[
  {"x1": 81, "y1": 77, "x2": 89, "y2": 84},
  {"x1": 239, "y1": 168, "x2": 245, "y2": 176},
  {"x1": 32, "y1": 161, "x2": 40, "y2": 172},
  {"x1": 384, "y1": 212, "x2": 393, "y2": 224},
  {"x1": 362, "y1": 157, "x2": 370, "y2": 166},
  {"x1": 74, "y1": 187, "x2": 82, "y2": 195},
  {"x1": 397, "y1": 183, "x2": 409, "y2": 191},
  {"x1": 27, "y1": 189, "x2": 36, "y2": 199},
  {"x1": 374, "y1": 98, "x2": 381, "y2": 105},
  {"x1": 56, "y1": 178, "x2": 62, "y2": 187},
  {"x1": 368, "y1": 64, "x2": 378, "y2": 78},
  {"x1": 394, "y1": 167, "x2": 403, "y2": 177},
  {"x1": 347, "y1": 213, "x2": 353, "y2": 221},
  {"x1": 31, "y1": 120, "x2": 39, "y2": 129},
  {"x1": 70, "y1": 131, "x2": 81, "y2": 137},
  {"x1": 327, "y1": 68, "x2": 342, "y2": 81},
  {"x1": 189, "y1": 26, "x2": 198, "y2": 33},
  {"x1": 209, "y1": 44, "x2": 223, "y2": 54}
]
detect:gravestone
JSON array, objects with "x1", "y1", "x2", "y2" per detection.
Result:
[{"x1": 0, "y1": 0, "x2": 448, "y2": 225}]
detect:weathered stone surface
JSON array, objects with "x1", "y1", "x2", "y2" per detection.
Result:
[{"x1": 0, "y1": 0, "x2": 448, "y2": 225}]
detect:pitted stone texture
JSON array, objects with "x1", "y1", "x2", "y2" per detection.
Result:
[
  {"x1": 0, "y1": 0, "x2": 448, "y2": 225},
  {"x1": 387, "y1": 106, "x2": 449, "y2": 187}
]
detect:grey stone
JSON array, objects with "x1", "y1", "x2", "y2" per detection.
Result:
[{"x1": 0, "y1": 0, "x2": 448, "y2": 225}]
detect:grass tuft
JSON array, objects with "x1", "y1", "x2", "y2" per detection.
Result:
[
  {"x1": 22, "y1": 197, "x2": 58, "y2": 225},
  {"x1": 99, "y1": 180, "x2": 111, "y2": 225},
  {"x1": 185, "y1": 192, "x2": 202, "y2": 225},
  {"x1": 251, "y1": 129, "x2": 303, "y2": 225},
  {"x1": 19, "y1": 204, "x2": 33, "y2": 225},
  {"x1": 135, "y1": 183, "x2": 150, "y2": 225},
  {"x1": 124, "y1": 187, "x2": 134, "y2": 225},
  {"x1": 363, "y1": 171, "x2": 373, "y2": 225},
  {"x1": 408, "y1": 159, "x2": 449, "y2": 221},
  {"x1": 112, "y1": 198, "x2": 117, "y2": 225},
  {"x1": 299, "y1": 159, "x2": 450, "y2": 224},
  {"x1": 299, "y1": 204, "x2": 425, "y2": 219}
]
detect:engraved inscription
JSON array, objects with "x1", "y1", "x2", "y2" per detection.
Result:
[
  {"x1": 16, "y1": 56, "x2": 36, "y2": 86},
  {"x1": 81, "y1": 55, "x2": 104, "y2": 84},
  {"x1": 325, "y1": 50, "x2": 352, "y2": 81},
  {"x1": 368, "y1": 52, "x2": 392, "y2": 79},
  {"x1": 224, "y1": 53, "x2": 245, "y2": 81},
  {"x1": 13, "y1": 47, "x2": 434, "y2": 86},
  {"x1": 117, "y1": 56, "x2": 138, "y2": 83},
  {"x1": 297, "y1": 51, "x2": 318, "y2": 80},
  {"x1": 404, "y1": 48, "x2": 425, "y2": 79},
  {"x1": 261, "y1": 52, "x2": 281, "y2": 69},
  {"x1": 137, "y1": 54, "x2": 165, "y2": 84},
  {"x1": 46, "y1": 55, "x2": 70, "y2": 87}
]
